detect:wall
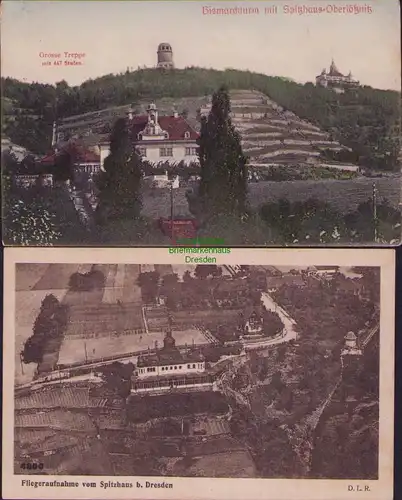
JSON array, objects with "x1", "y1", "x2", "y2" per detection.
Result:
[
  {"x1": 99, "y1": 142, "x2": 199, "y2": 168},
  {"x1": 99, "y1": 145, "x2": 110, "y2": 171},
  {"x1": 320, "y1": 163, "x2": 359, "y2": 172},
  {"x1": 140, "y1": 142, "x2": 199, "y2": 165},
  {"x1": 75, "y1": 163, "x2": 101, "y2": 175},
  {"x1": 15, "y1": 174, "x2": 53, "y2": 188}
]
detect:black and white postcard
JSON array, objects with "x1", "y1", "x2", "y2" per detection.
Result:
[{"x1": 2, "y1": 248, "x2": 395, "y2": 499}]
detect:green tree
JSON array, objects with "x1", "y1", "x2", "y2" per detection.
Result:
[
  {"x1": 197, "y1": 85, "x2": 248, "y2": 219},
  {"x1": 96, "y1": 118, "x2": 143, "y2": 223},
  {"x1": 53, "y1": 149, "x2": 74, "y2": 182}
]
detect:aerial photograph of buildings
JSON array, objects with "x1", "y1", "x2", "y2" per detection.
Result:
[{"x1": 14, "y1": 262, "x2": 381, "y2": 479}]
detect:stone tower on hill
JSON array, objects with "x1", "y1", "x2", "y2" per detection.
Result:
[{"x1": 157, "y1": 43, "x2": 174, "y2": 69}]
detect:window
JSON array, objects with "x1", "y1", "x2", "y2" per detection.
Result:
[
  {"x1": 184, "y1": 131, "x2": 190, "y2": 139},
  {"x1": 179, "y1": 365, "x2": 182, "y2": 369},
  {"x1": 174, "y1": 366, "x2": 177, "y2": 370},
  {"x1": 192, "y1": 364, "x2": 196, "y2": 369},
  {"x1": 160, "y1": 147, "x2": 173, "y2": 157},
  {"x1": 185, "y1": 147, "x2": 198, "y2": 156},
  {"x1": 138, "y1": 147, "x2": 147, "y2": 157},
  {"x1": 161, "y1": 367, "x2": 165, "y2": 371},
  {"x1": 187, "y1": 364, "x2": 190, "y2": 369}
]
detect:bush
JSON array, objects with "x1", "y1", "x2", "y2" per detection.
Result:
[
  {"x1": 68, "y1": 269, "x2": 105, "y2": 291},
  {"x1": 127, "y1": 392, "x2": 228, "y2": 422}
]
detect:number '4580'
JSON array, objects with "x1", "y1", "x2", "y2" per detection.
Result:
[{"x1": 20, "y1": 463, "x2": 44, "y2": 470}]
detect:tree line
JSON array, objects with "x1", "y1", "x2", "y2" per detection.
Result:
[{"x1": 2, "y1": 67, "x2": 400, "y2": 169}]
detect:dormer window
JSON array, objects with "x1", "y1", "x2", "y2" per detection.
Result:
[
  {"x1": 164, "y1": 132, "x2": 169, "y2": 139},
  {"x1": 138, "y1": 132, "x2": 143, "y2": 140},
  {"x1": 184, "y1": 131, "x2": 190, "y2": 139}
]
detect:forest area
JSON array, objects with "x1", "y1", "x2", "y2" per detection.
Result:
[{"x1": 2, "y1": 67, "x2": 400, "y2": 170}]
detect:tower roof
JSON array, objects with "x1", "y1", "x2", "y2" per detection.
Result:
[
  {"x1": 163, "y1": 328, "x2": 176, "y2": 350},
  {"x1": 345, "y1": 331, "x2": 357, "y2": 341},
  {"x1": 158, "y1": 42, "x2": 172, "y2": 51},
  {"x1": 328, "y1": 59, "x2": 344, "y2": 77}
]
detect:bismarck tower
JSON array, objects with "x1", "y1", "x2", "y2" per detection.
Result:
[{"x1": 157, "y1": 43, "x2": 174, "y2": 69}]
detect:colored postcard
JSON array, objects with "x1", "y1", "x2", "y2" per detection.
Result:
[
  {"x1": 2, "y1": 247, "x2": 395, "y2": 499},
  {"x1": 1, "y1": 0, "x2": 401, "y2": 247}
]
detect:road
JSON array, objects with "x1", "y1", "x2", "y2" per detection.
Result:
[
  {"x1": 242, "y1": 292, "x2": 298, "y2": 351},
  {"x1": 215, "y1": 291, "x2": 298, "y2": 402}
]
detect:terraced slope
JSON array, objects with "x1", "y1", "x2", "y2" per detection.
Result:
[{"x1": 201, "y1": 89, "x2": 350, "y2": 166}]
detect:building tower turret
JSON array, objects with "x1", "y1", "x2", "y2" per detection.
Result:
[
  {"x1": 341, "y1": 331, "x2": 362, "y2": 357},
  {"x1": 157, "y1": 43, "x2": 174, "y2": 69}
]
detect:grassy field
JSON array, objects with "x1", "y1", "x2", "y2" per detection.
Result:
[
  {"x1": 172, "y1": 308, "x2": 241, "y2": 326},
  {"x1": 145, "y1": 308, "x2": 169, "y2": 330},
  {"x1": 32, "y1": 264, "x2": 85, "y2": 290},
  {"x1": 15, "y1": 264, "x2": 50, "y2": 292},
  {"x1": 102, "y1": 264, "x2": 142, "y2": 304},
  {"x1": 15, "y1": 264, "x2": 80, "y2": 385},
  {"x1": 122, "y1": 265, "x2": 142, "y2": 302},
  {"x1": 63, "y1": 264, "x2": 143, "y2": 336},
  {"x1": 65, "y1": 303, "x2": 144, "y2": 337},
  {"x1": 142, "y1": 177, "x2": 400, "y2": 221},
  {"x1": 145, "y1": 308, "x2": 241, "y2": 330},
  {"x1": 58, "y1": 327, "x2": 209, "y2": 365}
]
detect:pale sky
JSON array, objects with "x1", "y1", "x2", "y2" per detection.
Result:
[{"x1": 2, "y1": 0, "x2": 401, "y2": 90}]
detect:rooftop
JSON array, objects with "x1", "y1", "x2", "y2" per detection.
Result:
[
  {"x1": 130, "y1": 115, "x2": 199, "y2": 142},
  {"x1": 40, "y1": 142, "x2": 100, "y2": 165},
  {"x1": 328, "y1": 60, "x2": 344, "y2": 78}
]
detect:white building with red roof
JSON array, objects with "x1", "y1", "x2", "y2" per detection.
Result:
[
  {"x1": 316, "y1": 59, "x2": 359, "y2": 93},
  {"x1": 99, "y1": 103, "x2": 200, "y2": 168}
]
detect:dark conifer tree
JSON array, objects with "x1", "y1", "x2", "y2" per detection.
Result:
[
  {"x1": 53, "y1": 149, "x2": 74, "y2": 182},
  {"x1": 96, "y1": 117, "x2": 143, "y2": 222},
  {"x1": 197, "y1": 85, "x2": 248, "y2": 218}
]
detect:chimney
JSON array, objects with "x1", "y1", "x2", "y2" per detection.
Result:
[
  {"x1": 173, "y1": 110, "x2": 179, "y2": 118},
  {"x1": 127, "y1": 108, "x2": 133, "y2": 121}
]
